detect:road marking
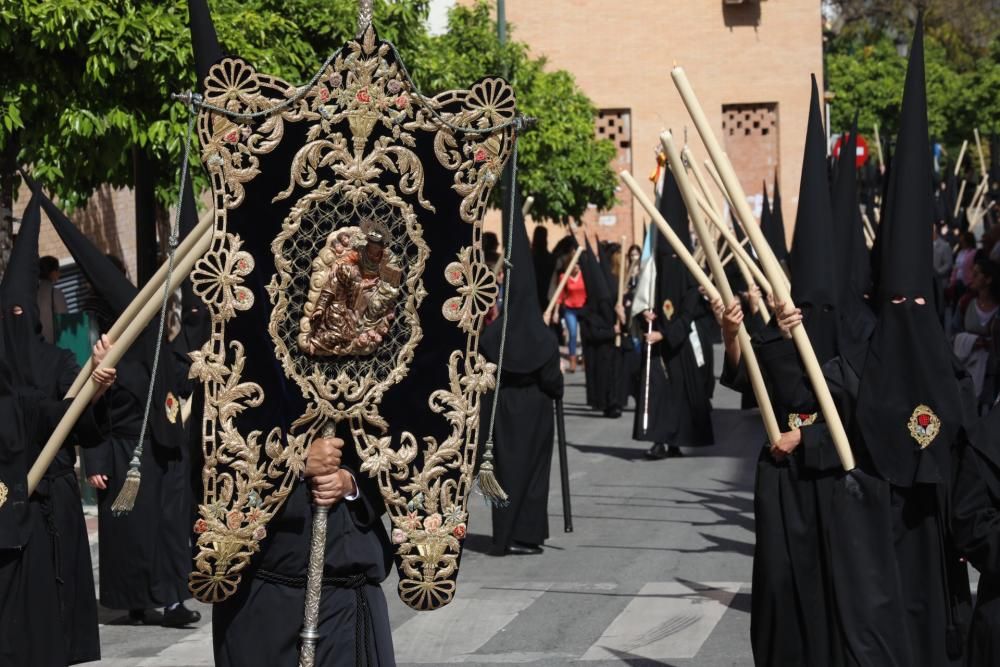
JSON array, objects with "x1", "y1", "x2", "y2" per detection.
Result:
[
  {"x1": 580, "y1": 581, "x2": 740, "y2": 661},
  {"x1": 392, "y1": 582, "x2": 550, "y2": 663}
]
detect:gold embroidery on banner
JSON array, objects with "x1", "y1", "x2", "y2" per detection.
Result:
[
  {"x1": 190, "y1": 24, "x2": 515, "y2": 610},
  {"x1": 908, "y1": 404, "x2": 940, "y2": 449},
  {"x1": 0, "y1": 481, "x2": 7, "y2": 509},
  {"x1": 165, "y1": 392, "x2": 180, "y2": 424}
]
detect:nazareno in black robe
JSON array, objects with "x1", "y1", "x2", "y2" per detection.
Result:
[
  {"x1": 82, "y1": 343, "x2": 194, "y2": 611},
  {"x1": 951, "y1": 402, "x2": 1000, "y2": 666},
  {"x1": 721, "y1": 327, "x2": 849, "y2": 667},
  {"x1": 0, "y1": 382, "x2": 106, "y2": 667},
  {"x1": 212, "y1": 443, "x2": 395, "y2": 667},
  {"x1": 486, "y1": 349, "x2": 564, "y2": 551}
]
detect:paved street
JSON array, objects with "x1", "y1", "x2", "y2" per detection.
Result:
[{"x1": 93, "y1": 345, "x2": 760, "y2": 666}]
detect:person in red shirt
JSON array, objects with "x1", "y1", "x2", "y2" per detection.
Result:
[{"x1": 552, "y1": 262, "x2": 586, "y2": 372}]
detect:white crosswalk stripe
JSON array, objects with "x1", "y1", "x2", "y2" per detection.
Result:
[{"x1": 580, "y1": 581, "x2": 741, "y2": 661}]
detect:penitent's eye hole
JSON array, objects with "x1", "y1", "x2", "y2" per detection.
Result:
[
  {"x1": 891, "y1": 296, "x2": 907, "y2": 304},
  {"x1": 914, "y1": 297, "x2": 927, "y2": 305},
  {"x1": 11, "y1": 305, "x2": 23, "y2": 316}
]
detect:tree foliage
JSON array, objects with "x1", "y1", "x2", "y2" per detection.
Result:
[
  {"x1": 825, "y1": 1, "x2": 1000, "y2": 160},
  {"x1": 0, "y1": 0, "x2": 615, "y2": 223}
]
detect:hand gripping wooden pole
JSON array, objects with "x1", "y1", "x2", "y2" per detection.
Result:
[
  {"x1": 619, "y1": 171, "x2": 720, "y2": 303},
  {"x1": 661, "y1": 132, "x2": 781, "y2": 444},
  {"x1": 28, "y1": 223, "x2": 216, "y2": 494},
  {"x1": 672, "y1": 66, "x2": 856, "y2": 471},
  {"x1": 64, "y1": 210, "x2": 214, "y2": 399},
  {"x1": 543, "y1": 246, "x2": 584, "y2": 323}
]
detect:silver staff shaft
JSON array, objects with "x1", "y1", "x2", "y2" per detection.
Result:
[
  {"x1": 299, "y1": 424, "x2": 336, "y2": 667},
  {"x1": 642, "y1": 317, "x2": 653, "y2": 433}
]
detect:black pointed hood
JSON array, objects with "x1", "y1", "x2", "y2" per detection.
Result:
[
  {"x1": 790, "y1": 75, "x2": 838, "y2": 310},
  {"x1": 654, "y1": 168, "x2": 694, "y2": 316},
  {"x1": 855, "y1": 13, "x2": 964, "y2": 488},
  {"x1": 832, "y1": 116, "x2": 876, "y2": 345},
  {"x1": 1, "y1": 194, "x2": 43, "y2": 388},
  {"x1": 764, "y1": 170, "x2": 788, "y2": 265},
  {"x1": 189, "y1": 0, "x2": 223, "y2": 84},
  {"x1": 480, "y1": 193, "x2": 557, "y2": 373},
  {"x1": 760, "y1": 180, "x2": 772, "y2": 238},
  {"x1": 24, "y1": 172, "x2": 138, "y2": 318},
  {"x1": 580, "y1": 235, "x2": 612, "y2": 304}
]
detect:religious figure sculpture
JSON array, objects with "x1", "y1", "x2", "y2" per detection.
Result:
[{"x1": 299, "y1": 221, "x2": 402, "y2": 357}]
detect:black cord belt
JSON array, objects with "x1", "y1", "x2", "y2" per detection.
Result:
[{"x1": 256, "y1": 569, "x2": 374, "y2": 666}]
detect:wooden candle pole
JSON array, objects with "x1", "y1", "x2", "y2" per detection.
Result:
[
  {"x1": 974, "y1": 128, "x2": 987, "y2": 178},
  {"x1": 29, "y1": 223, "x2": 216, "y2": 493},
  {"x1": 661, "y1": 132, "x2": 780, "y2": 443},
  {"x1": 953, "y1": 179, "x2": 968, "y2": 220},
  {"x1": 620, "y1": 171, "x2": 721, "y2": 302},
  {"x1": 954, "y1": 139, "x2": 968, "y2": 178},
  {"x1": 693, "y1": 189, "x2": 775, "y2": 299},
  {"x1": 873, "y1": 123, "x2": 884, "y2": 168},
  {"x1": 64, "y1": 211, "x2": 214, "y2": 399},
  {"x1": 543, "y1": 246, "x2": 584, "y2": 323},
  {"x1": 672, "y1": 66, "x2": 855, "y2": 471}
]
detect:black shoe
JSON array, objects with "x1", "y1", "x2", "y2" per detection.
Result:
[
  {"x1": 645, "y1": 442, "x2": 668, "y2": 460},
  {"x1": 506, "y1": 542, "x2": 543, "y2": 556},
  {"x1": 665, "y1": 445, "x2": 684, "y2": 458},
  {"x1": 161, "y1": 603, "x2": 202, "y2": 628},
  {"x1": 128, "y1": 609, "x2": 164, "y2": 626},
  {"x1": 603, "y1": 406, "x2": 623, "y2": 419}
]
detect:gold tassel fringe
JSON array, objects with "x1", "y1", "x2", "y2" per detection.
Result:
[
  {"x1": 111, "y1": 465, "x2": 141, "y2": 516},
  {"x1": 476, "y1": 446, "x2": 508, "y2": 506}
]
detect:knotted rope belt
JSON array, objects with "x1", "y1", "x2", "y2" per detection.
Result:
[{"x1": 256, "y1": 569, "x2": 374, "y2": 666}]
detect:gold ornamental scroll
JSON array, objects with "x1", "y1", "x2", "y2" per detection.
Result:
[{"x1": 188, "y1": 25, "x2": 518, "y2": 611}]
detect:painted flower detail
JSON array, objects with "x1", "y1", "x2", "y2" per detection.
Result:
[
  {"x1": 423, "y1": 513, "x2": 443, "y2": 532},
  {"x1": 356, "y1": 88, "x2": 371, "y2": 104},
  {"x1": 452, "y1": 523, "x2": 467, "y2": 539},
  {"x1": 442, "y1": 505, "x2": 466, "y2": 525},
  {"x1": 474, "y1": 148, "x2": 488, "y2": 163},
  {"x1": 386, "y1": 79, "x2": 402, "y2": 95},
  {"x1": 224, "y1": 129, "x2": 240, "y2": 144},
  {"x1": 253, "y1": 525, "x2": 267, "y2": 541},
  {"x1": 248, "y1": 490, "x2": 263, "y2": 508},
  {"x1": 193, "y1": 519, "x2": 208, "y2": 534},
  {"x1": 391, "y1": 529, "x2": 407, "y2": 545},
  {"x1": 395, "y1": 94, "x2": 409, "y2": 109},
  {"x1": 329, "y1": 72, "x2": 343, "y2": 88},
  {"x1": 246, "y1": 507, "x2": 263, "y2": 524},
  {"x1": 226, "y1": 510, "x2": 244, "y2": 530}
]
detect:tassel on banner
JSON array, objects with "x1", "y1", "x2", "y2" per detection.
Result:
[
  {"x1": 110, "y1": 455, "x2": 142, "y2": 515},
  {"x1": 476, "y1": 444, "x2": 508, "y2": 506}
]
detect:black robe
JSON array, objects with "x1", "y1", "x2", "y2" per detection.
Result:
[
  {"x1": 720, "y1": 332, "x2": 846, "y2": 667},
  {"x1": 580, "y1": 299, "x2": 616, "y2": 412},
  {"x1": 952, "y1": 406, "x2": 1000, "y2": 666},
  {"x1": 632, "y1": 285, "x2": 713, "y2": 446},
  {"x1": 489, "y1": 349, "x2": 564, "y2": 550},
  {"x1": 82, "y1": 350, "x2": 193, "y2": 610},
  {"x1": 212, "y1": 449, "x2": 395, "y2": 667},
  {"x1": 0, "y1": 390, "x2": 104, "y2": 667},
  {"x1": 792, "y1": 351, "x2": 970, "y2": 667}
]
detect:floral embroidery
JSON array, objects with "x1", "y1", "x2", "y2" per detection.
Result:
[
  {"x1": 193, "y1": 518, "x2": 208, "y2": 534},
  {"x1": 787, "y1": 412, "x2": 817, "y2": 430},
  {"x1": 908, "y1": 404, "x2": 940, "y2": 449},
  {"x1": 165, "y1": 392, "x2": 179, "y2": 424},
  {"x1": 662, "y1": 299, "x2": 675, "y2": 320}
]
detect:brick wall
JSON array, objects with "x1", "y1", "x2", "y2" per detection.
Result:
[{"x1": 468, "y1": 0, "x2": 823, "y2": 250}]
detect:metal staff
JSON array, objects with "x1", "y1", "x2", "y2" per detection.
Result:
[
  {"x1": 299, "y1": 423, "x2": 337, "y2": 667},
  {"x1": 641, "y1": 317, "x2": 654, "y2": 434},
  {"x1": 614, "y1": 234, "x2": 626, "y2": 347},
  {"x1": 554, "y1": 399, "x2": 573, "y2": 532}
]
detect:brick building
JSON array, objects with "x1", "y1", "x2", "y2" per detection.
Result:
[
  {"x1": 466, "y1": 0, "x2": 825, "y2": 250},
  {"x1": 12, "y1": 0, "x2": 823, "y2": 298}
]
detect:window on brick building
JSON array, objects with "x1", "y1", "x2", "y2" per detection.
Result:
[
  {"x1": 588, "y1": 109, "x2": 635, "y2": 242},
  {"x1": 722, "y1": 102, "x2": 778, "y2": 207}
]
